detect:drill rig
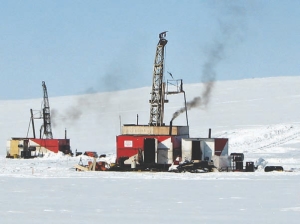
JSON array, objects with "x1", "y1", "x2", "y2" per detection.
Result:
[
  {"x1": 149, "y1": 31, "x2": 169, "y2": 126},
  {"x1": 6, "y1": 81, "x2": 71, "y2": 158},
  {"x1": 116, "y1": 32, "x2": 189, "y2": 169},
  {"x1": 41, "y1": 81, "x2": 53, "y2": 139}
]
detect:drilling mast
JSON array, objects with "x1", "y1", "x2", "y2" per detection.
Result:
[
  {"x1": 149, "y1": 31, "x2": 168, "y2": 126},
  {"x1": 42, "y1": 81, "x2": 53, "y2": 139}
]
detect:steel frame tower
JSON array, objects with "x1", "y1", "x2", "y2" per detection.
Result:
[
  {"x1": 42, "y1": 81, "x2": 53, "y2": 139},
  {"x1": 149, "y1": 32, "x2": 168, "y2": 126}
]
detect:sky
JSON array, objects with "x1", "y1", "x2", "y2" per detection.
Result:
[{"x1": 0, "y1": 0, "x2": 299, "y2": 100}]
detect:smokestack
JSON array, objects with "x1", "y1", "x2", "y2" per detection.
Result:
[
  {"x1": 208, "y1": 128, "x2": 211, "y2": 138},
  {"x1": 65, "y1": 128, "x2": 67, "y2": 139},
  {"x1": 137, "y1": 114, "x2": 139, "y2": 125},
  {"x1": 169, "y1": 120, "x2": 173, "y2": 136}
]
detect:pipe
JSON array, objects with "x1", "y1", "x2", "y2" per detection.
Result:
[
  {"x1": 65, "y1": 128, "x2": 67, "y2": 139},
  {"x1": 183, "y1": 91, "x2": 190, "y2": 138},
  {"x1": 137, "y1": 114, "x2": 139, "y2": 125},
  {"x1": 180, "y1": 80, "x2": 183, "y2": 92},
  {"x1": 30, "y1": 109, "x2": 36, "y2": 138},
  {"x1": 169, "y1": 120, "x2": 173, "y2": 136},
  {"x1": 208, "y1": 128, "x2": 211, "y2": 138},
  {"x1": 183, "y1": 91, "x2": 189, "y2": 127},
  {"x1": 40, "y1": 125, "x2": 43, "y2": 139}
]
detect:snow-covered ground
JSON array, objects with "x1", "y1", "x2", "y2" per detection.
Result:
[{"x1": 1, "y1": 76, "x2": 300, "y2": 223}]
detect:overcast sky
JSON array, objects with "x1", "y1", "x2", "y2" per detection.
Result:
[{"x1": 0, "y1": 0, "x2": 299, "y2": 100}]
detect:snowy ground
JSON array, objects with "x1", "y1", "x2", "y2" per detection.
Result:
[
  {"x1": 1, "y1": 154, "x2": 300, "y2": 224},
  {"x1": 1, "y1": 76, "x2": 300, "y2": 223},
  {"x1": 1, "y1": 157, "x2": 300, "y2": 224}
]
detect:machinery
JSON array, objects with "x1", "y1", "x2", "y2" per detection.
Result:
[
  {"x1": 149, "y1": 31, "x2": 169, "y2": 126},
  {"x1": 41, "y1": 81, "x2": 53, "y2": 139},
  {"x1": 6, "y1": 81, "x2": 71, "y2": 158},
  {"x1": 115, "y1": 32, "x2": 189, "y2": 170},
  {"x1": 114, "y1": 32, "x2": 230, "y2": 172}
]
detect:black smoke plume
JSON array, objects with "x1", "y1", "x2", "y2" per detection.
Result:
[
  {"x1": 171, "y1": 96, "x2": 201, "y2": 121},
  {"x1": 171, "y1": 1, "x2": 247, "y2": 121}
]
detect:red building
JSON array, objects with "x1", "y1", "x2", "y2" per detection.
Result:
[
  {"x1": 7, "y1": 138, "x2": 71, "y2": 158},
  {"x1": 116, "y1": 125, "x2": 189, "y2": 167}
]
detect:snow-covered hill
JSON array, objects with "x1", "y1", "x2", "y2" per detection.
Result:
[
  {"x1": 1, "y1": 76, "x2": 300, "y2": 167},
  {"x1": 1, "y1": 76, "x2": 300, "y2": 224}
]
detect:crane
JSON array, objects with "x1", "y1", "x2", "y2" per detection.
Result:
[
  {"x1": 149, "y1": 31, "x2": 168, "y2": 126},
  {"x1": 41, "y1": 81, "x2": 53, "y2": 139}
]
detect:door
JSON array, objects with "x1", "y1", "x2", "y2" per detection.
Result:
[
  {"x1": 144, "y1": 138, "x2": 156, "y2": 164},
  {"x1": 191, "y1": 140, "x2": 202, "y2": 160}
]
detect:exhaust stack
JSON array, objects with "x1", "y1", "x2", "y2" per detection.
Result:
[
  {"x1": 169, "y1": 120, "x2": 173, "y2": 136},
  {"x1": 208, "y1": 128, "x2": 211, "y2": 138}
]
